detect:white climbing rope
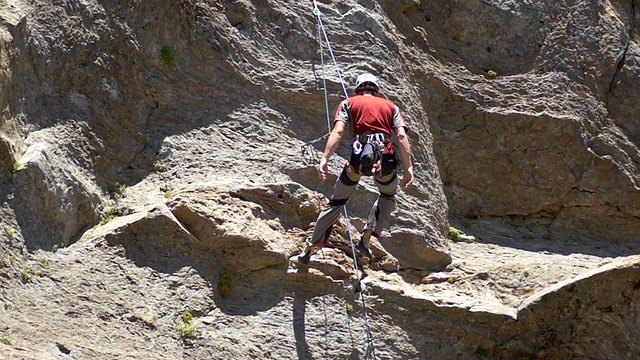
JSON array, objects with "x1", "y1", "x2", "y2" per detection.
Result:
[{"x1": 312, "y1": 1, "x2": 377, "y2": 358}]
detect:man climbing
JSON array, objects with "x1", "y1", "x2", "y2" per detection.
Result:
[{"x1": 298, "y1": 72, "x2": 414, "y2": 263}]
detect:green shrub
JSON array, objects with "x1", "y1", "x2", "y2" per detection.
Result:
[
  {"x1": 101, "y1": 207, "x2": 119, "y2": 225},
  {"x1": 177, "y1": 311, "x2": 196, "y2": 337},
  {"x1": 151, "y1": 162, "x2": 162, "y2": 171},
  {"x1": 543, "y1": 233, "x2": 553, "y2": 240},
  {"x1": 448, "y1": 275, "x2": 459, "y2": 284},
  {"x1": 0, "y1": 338, "x2": 11, "y2": 345},
  {"x1": 4, "y1": 226, "x2": 14, "y2": 238},
  {"x1": 135, "y1": 132, "x2": 149, "y2": 145},
  {"x1": 346, "y1": 304, "x2": 354, "y2": 313},
  {"x1": 160, "y1": 47, "x2": 177, "y2": 68},
  {"x1": 483, "y1": 65, "x2": 499, "y2": 77},
  {"x1": 41, "y1": 256, "x2": 49, "y2": 269},
  {"x1": 476, "y1": 345, "x2": 490, "y2": 358},
  {"x1": 112, "y1": 182, "x2": 127, "y2": 200},
  {"x1": 448, "y1": 227, "x2": 461, "y2": 241},
  {"x1": 523, "y1": 233, "x2": 536, "y2": 240},
  {"x1": 461, "y1": 218, "x2": 472, "y2": 228},
  {"x1": 11, "y1": 162, "x2": 22, "y2": 173},
  {"x1": 20, "y1": 269, "x2": 29, "y2": 283},
  {"x1": 218, "y1": 270, "x2": 233, "y2": 297},
  {"x1": 164, "y1": 190, "x2": 173, "y2": 198}
]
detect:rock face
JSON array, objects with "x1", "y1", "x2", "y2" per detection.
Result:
[
  {"x1": 0, "y1": 0, "x2": 639, "y2": 359},
  {"x1": 401, "y1": 0, "x2": 640, "y2": 241}
]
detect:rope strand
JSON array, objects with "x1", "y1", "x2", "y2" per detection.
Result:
[{"x1": 312, "y1": 3, "x2": 377, "y2": 359}]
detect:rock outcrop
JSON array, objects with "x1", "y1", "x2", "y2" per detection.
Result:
[{"x1": 1, "y1": 0, "x2": 639, "y2": 359}]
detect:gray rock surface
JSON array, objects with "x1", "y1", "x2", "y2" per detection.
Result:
[{"x1": 1, "y1": 0, "x2": 639, "y2": 359}]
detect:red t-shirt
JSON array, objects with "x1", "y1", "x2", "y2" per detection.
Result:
[{"x1": 334, "y1": 95, "x2": 407, "y2": 136}]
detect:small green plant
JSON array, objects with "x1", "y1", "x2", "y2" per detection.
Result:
[
  {"x1": 218, "y1": 269, "x2": 233, "y2": 297},
  {"x1": 448, "y1": 227, "x2": 461, "y2": 241},
  {"x1": 4, "y1": 226, "x2": 14, "y2": 238},
  {"x1": 448, "y1": 275, "x2": 459, "y2": 284},
  {"x1": 414, "y1": 0, "x2": 421, "y2": 5},
  {"x1": 135, "y1": 132, "x2": 149, "y2": 145},
  {"x1": 35, "y1": 270, "x2": 45, "y2": 277},
  {"x1": 476, "y1": 345, "x2": 490, "y2": 358},
  {"x1": 11, "y1": 162, "x2": 22, "y2": 173},
  {"x1": 346, "y1": 304, "x2": 354, "y2": 313},
  {"x1": 100, "y1": 207, "x2": 119, "y2": 225},
  {"x1": 160, "y1": 47, "x2": 177, "y2": 68},
  {"x1": 484, "y1": 65, "x2": 498, "y2": 77},
  {"x1": 461, "y1": 218, "x2": 472, "y2": 228},
  {"x1": 164, "y1": 190, "x2": 173, "y2": 198},
  {"x1": 543, "y1": 233, "x2": 553, "y2": 240},
  {"x1": 20, "y1": 269, "x2": 29, "y2": 283},
  {"x1": 523, "y1": 233, "x2": 536, "y2": 240},
  {"x1": 177, "y1": 311, "x2": 196, "y2": 337},
  {"x1": 41, "y1": 256, "x2": 49, "y2": 269},
  {"x1": 9, "y1": 256, "x2": 15, "y2": 266},
  {"x1": 0, "y1": 338, "x2": 11, "y2": 345},
  {"x1": 151, "y1": 162, "x2": 162, "y2": 171},
  {"x1": 112, "y1": 182, "x2": 127, "y2": 200}
]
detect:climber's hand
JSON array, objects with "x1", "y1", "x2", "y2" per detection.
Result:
[{"x1": 317, "y1": 157, "x2": 329, "y2": 182}]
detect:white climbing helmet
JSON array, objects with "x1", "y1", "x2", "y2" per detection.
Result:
[{"x1": 355, "y1": 73, "x2": 379, "y2": 93}]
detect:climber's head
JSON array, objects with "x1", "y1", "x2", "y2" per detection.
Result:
[{"x1": 355, "y1": 73, "x2": 379, "y2": 94}]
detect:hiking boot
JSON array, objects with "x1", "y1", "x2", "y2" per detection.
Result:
[
  {"x1": 297, "y1": 239, "x2": 326, "y2": 264},
  {"x1": 357, "y1": 238, "x2": 372, "y2": 258}
]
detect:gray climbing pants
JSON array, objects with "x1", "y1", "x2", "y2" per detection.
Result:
[{"x1": 309, "y1": 164, "x2": 398, "y2": 244}]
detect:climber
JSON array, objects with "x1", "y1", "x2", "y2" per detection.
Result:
[{"x1": 298, "y1": 72, "x2": 414, "y2": 264}]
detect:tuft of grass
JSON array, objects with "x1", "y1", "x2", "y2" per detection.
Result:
[
  {"x1": 476, "y1": 345, "x2": 490, "y2": 358},
  {"x1": 177, "y1": 311, "x2": 196, "y2": 338},
  {"x1": 484, "y1": 65, "x2": 499, "y2": 77},
  {"x1": 41, "y1": 257, "x2": 49, "y2": 269},
  {"x1": 0, "y1": 338, "x2": 11, "y2": 346},
  {"x1": 448, "y1": 227, "x2": 461, "y2": 241},
  {"x1": 164, "y1": 190, "x2": 173, "y2": 198},
  {"x1": 11, "y1": 162, "x2": 22, "y2": 173},
  {"x1": 414, "y1": 0, "x2": 421, "y2": 5},
  {"x1": 346, "y1": 304, "x2": 354, "y2": 314},
  {"x1": 543, "y1": 233, "x2": 553, "y2": 240},
  {"x1": 20, "y1": 269, "x2": 29, "y2": 283},
  {"x1": 112, "y1": 182, "x2": 127, "y2": 200},
  {"x1": 35, "y1": 270, "x2": 45, "y2": 277},
  {"x1": 135, "y1": 132, "x2": 149, "y2": 145},
  {"x1": 461, "y1": 218, "x2": 472, "y2": 228},
  {"x1": 448, "y1": 275, "x2": 459, "y2": 284},
  {"x1": 4, "y1": 226, "x2": 15, "y2": 238},
  {"x1": 151, "y1": 162, "x2": 162, "y2": 171},
  {"x1": 218, "y1": 269, "x2": 233, "y2": 298},
  {"x1": 160, "y1": 47, "x2": 177, "y2": 68},
  {"x1": 100, "y1": 207, "x2": 119, "y2": 225},
  {"x1": 523, "y1": 233, "x2": 536, "y2": 240}
]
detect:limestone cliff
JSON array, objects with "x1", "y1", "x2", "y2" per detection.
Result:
[{"x1": 0, "y1": 1, "x2": 639, "y2": 359}]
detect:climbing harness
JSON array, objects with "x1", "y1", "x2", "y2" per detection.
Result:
[{"x1": 310, "y1": 1, "x2": 377, "y2": 358}]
